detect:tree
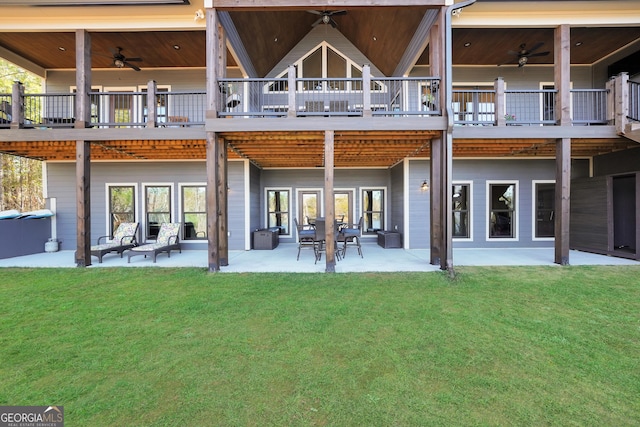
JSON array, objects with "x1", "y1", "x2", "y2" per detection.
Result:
[{"x1": 0, "y1": 59, "x2": 43, "y2": 211}]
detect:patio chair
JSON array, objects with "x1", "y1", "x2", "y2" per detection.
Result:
[
  {"x1": 339, "y1": 216, "x2": 363, "y2": 258},
  {"x1": 127, "y1": 222, "x2": 181, "y2": 263},
  {"x1": 313, "y1": 218, "x2": 342, "y2": 264},
  {"x1": 294, "y1": 218, "x2": 316, "y2": 260},
  {"x1": 90, "y1": 222, "x2": 139, "y2": 263}
]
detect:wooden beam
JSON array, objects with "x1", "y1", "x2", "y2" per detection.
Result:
[
  {"x1": 555, "y1": 137, "x2": 571, "y2": 265},
  {"x1": 75, "y1": 140, "x2": 91, "y2": 267},
  {"x1": 206, "y1": 132, "x2": 220, "y2": 272},
  {"x1": 324, "y1": 130, "x2": 336, "y2": 273},
  {"x1": 218, "y1": 11, "x2": 257, "y2": 78},
  {"x1": 210, "y1": 0, "x2": 448, "y2": 9},
  {"x1": 395, "y1": 8, "x2": 439, "y2": 77}
]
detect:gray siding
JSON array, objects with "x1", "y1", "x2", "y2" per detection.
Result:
[
  {"x1": 46, "y1": 160, "x2": 246, "y2": 251},
  {"x1": 409, "y1": 158, "x2": 559, "y2": 249}
]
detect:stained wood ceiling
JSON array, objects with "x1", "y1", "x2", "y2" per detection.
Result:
[
  {"x1": 0, "y1": 135, "x2": 637, "y2": 166},
  {"x1": 0, "y1": 12, "x2": 638, "y2": 75}
]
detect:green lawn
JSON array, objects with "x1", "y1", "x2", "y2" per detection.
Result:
[{"x1": 1, "y1": 266, "x2": 639, "y2": 426}]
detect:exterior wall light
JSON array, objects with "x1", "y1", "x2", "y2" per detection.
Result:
[{"x1": 420, "y1": 180, "x2": 430, "y2": 192}]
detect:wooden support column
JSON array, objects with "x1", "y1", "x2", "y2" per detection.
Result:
[
  {"x1": 216, "y1": 19, "x2": 229, "y2": 266},
  {"x1": 10, "y1": 82, "x2": 24, "y2": 129},
  {"x1": 206, "y1": 132, "x2": 220, "y2": 272},
  {"x1": 217, "y1": 136, "x2": 228, "y2": 266},
  {"x1": 287, "y1": 65, "x2": 296, "y2": 117},
  {"x1": 75, "y1": 29, "x2": 91, "y2": 129},
  {"x1": 554, "y1": 24, "x2": 571, "y2": 126},
  {"x1": 324, "y1": 130, "x2": 336, "y2": 273},
  {"x1": 362, "y1": 65, "x2": 372, "y2": 118},
  {"x1": 75, "y1": 140, "x2": 91, "y2": 267},
  {"x1": 205, "y1": 8, "x2": 219, "y2": 118},
  {"x1": 430, "y1": 135, "x2": 443, "y2": 266},
  {"x1": 495, "y1": 77, "x2": 506, "y2": 126},
  {"x1": 441, "y1": 131, "x2": 453, "y2": 272},
  {"x1": 555, "y1": 137, "x2": 571, "y2": 265},
  {"x1": 146, "y1": 80, "x2": 157, "y2": 128}
]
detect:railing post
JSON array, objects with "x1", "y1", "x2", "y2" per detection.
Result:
[
  {"x1": 606, "y1": 77, "x2": 615, "y2": 125},
  {"x1": 614, "y1": 72, "x2": 629, "y2": 135},
  {"x1": 11, "y1": 81, "x2": 24, "y2": 129},
  {"x1": 147, "y1": 80, "x2": 157, "y2": 128},
  {"x1": 287, "y1": 65, "x2": 296, "y2": 118},
  {"x1": 495, "y1": 77, "x2": 505, "y2": 126},
  {"x1": 363, "y1": 64, "x2": 372, "y2": 118}
]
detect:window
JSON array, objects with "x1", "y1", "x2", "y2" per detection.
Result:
[
  {"x1": 334, "y1": 190, "x2": 353, "y2": 223},
  {"x1": 452, "y1": 183, "x2": 471, "y2": 239},
  {"x1": 267, "y1": 189, "x2": 290, "y2": 235},
  {"x1": 362, "y1": 189, "x2": 384, "y2": 234},
  {"x1": 108, "y1": 185, "x2": 136, "y2": 235},
  {"x1": 534, "y1": 181, "x2": 555, "y2": 239},
  {"x1": 488, "y1": 182, "x2": 517, "y2": 239},
  {"x1": 145, "y1": 185, "x2": 172, "y2": 239},
  {"x1": 181, "y1": 185, "x2": 207, "y2": 240},
  {"x1": 298, "y1": 190, "x2": 320, "y2": 226}
]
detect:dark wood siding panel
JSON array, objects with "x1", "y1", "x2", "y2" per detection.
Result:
[{"x1": 570, "y1": 176, "x2": 609, "y2": 252}]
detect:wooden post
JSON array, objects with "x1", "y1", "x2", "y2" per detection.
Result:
[
  {"x1": 324, "y1": 130, "x2": 336, "y2": 272},
  {"x1": 554, "y1": 24, "x2": 571, "y2": 126},
  {"x1": 362, "y1": 65, "x2": 371, "y2": 117},
  {"x1": 430, "y1": 135, "x2": 442, "y2": 266},
  {"x1": 75, "y1": 29, "x2": 91, "y2": 129},
  {"x1": 215, "y1": 22, "x2": 229, "y2": 266},
  {"x1": 146, "y1": 80, "x2": 157, "y2": 128},
  {"x1": 495, "y1": 77, "x2": 506, "y2": 126},
  {"x1": 218, "y1": 136, "x2": 228, "y2": 266},
  {"x1": 288, "y1": 65, "x2": 296, "y2": 117},
  {"x1": 206, "y1": 132, "x2": 220, "y2": 272},
  {"x1": 10, "y1": 81, "x2": 23, "y2": 130},
  {"x1": 75, "y1": 140, "x2": 91, "y2": 267},
  {"x1": 614, "y1": 72, "x2": 629, "y2": 135},
  {"x1": 555, "y1": 137, "x2": 571, "y2": 265},
  {"x1": 205, "y1": 8, "x2": 219, "y2": 119}
]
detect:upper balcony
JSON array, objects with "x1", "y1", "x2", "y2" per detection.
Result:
[{"x1": 1, "y1": 75, "x2": 638, "y2": 133}]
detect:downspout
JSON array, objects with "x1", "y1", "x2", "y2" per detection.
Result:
[{"x1": 444, "y1": 0, "x2": 476, "y2": 277}]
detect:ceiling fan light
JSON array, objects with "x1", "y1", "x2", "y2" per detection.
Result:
[
  {"x1": 114, "y1": 58, "x2": 125, "y2": 68},
  {"x1": 322, "y1": 15, "x2": 330, "y2": 25},
  {"x1": 518, "y1": 56, "x2": 528, "y2": 67}
]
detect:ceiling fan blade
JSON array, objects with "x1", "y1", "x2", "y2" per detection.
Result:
[
  {"x1": 125, "y1": 61, "x2": 141, "y2": 71},
  {"x1": 125, "y1": 57, "x2": 143, "y2": 62},
  {"x1": 331, "y1": 10, "x2": 347, "y2": 16},
  {"x1": 306, "y1": 10, "x2": 323, "y2": 15},
  {"x1": 311, "y1": 17, "x2": 323, "y2": 27},
  {"x1": 527, "y1": 51, "x2": 550, "y2": 57},
  {"x1": 507, "y1": 50, "x2": 520, "y2": 56},
  {"x1": 329, "y1": 18, "x2": 337, "y2": 28},
  {"x1": 526, "y1": 41, "x2": 545, "y2": 54}
]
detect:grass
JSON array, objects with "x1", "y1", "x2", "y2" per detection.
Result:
[{"x1": 0, "y1": 266, "x2": 639, "y2": 426}]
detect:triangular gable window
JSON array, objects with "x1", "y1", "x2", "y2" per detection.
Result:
[{"x1": 268, "y1": 42, "x2": 382, "y2": 92}]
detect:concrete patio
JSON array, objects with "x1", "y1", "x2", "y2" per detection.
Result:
[{"x1": 0, "y1": 242, "x2": 636, "y2": 272}]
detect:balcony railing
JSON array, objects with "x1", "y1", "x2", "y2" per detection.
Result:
[
  {"x1": 0, "y1": 75, "x2": 635, "y2": 130},
  {"x1": 218, "y1": 76, "x2": 440, "y2": 118}
]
